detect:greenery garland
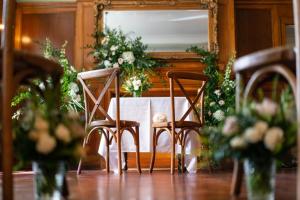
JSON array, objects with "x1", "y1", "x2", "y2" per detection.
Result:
[{"x1": 187, "y1": 46, "x2": 236, "y2": 127}]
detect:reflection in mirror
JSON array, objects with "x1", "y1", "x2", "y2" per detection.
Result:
[{"x1": 104, "y1": 10, "x2": 209, "y2": 52}]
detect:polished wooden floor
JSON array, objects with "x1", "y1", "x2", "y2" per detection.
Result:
[{"x1": 1, "y1": 169, "x2": 296, "y2": 200}]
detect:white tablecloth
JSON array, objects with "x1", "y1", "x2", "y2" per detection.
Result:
[{"x1": 98, "y1": 97, "x2": 201, "y2": 173}]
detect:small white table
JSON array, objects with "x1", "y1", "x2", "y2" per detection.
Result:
[{"x1": 98, "y1": 97, "x2": 201, "y2": 173}]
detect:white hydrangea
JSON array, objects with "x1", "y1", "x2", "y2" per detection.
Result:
[
  {"x1": 230, "y1": 136, "x2": 247, "y2": 149},
  {"x1": 55, "y1": 124, "x2": 71, "y2": 143},
  {"x1": 122, "y1": 51, "x2": 135, "y2": 64},
  {"x1": 36, "y1": 133, "x2": 56, "y2": 154},
  {"x1": 152, "y1": 113, "x2": 168, "y2": 123},
  {"x1": 213, "y1": 110, "x2": 225, "y2": 121},
  {"x1": 104, "y1": 60, "x2": 112, "y2": 68},
  {"x1": 264, "y1": 127, "x2": 284, "y2": 151},
  {"x1": 218, "y1": 100, "x2": 225, "y2": 106},
  {"x1": 222, "y1": 116, "x2": 239, "y2": 136},
  {"x1": 255, "y1": 98, "x2": 278, "y2": 117},
  {"x1": 243, "y1": 127, "x2": 264, "y2": 143}
]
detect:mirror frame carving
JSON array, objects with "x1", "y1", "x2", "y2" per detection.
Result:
[{"x1": 93, "y1": 0, "x2": 218, "y2": 59}]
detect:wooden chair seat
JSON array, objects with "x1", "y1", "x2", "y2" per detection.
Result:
[
  {"x1": 89, "y1": 120, "x2": 139, "y2": 129},
  {"x1": 152, "y1": 121, "x2": 202, "y2": 129}
]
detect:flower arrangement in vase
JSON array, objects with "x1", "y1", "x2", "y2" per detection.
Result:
[
  {"x1": 206, "y1": 93, "x2": 297, "y2": 200},
  {"x1": 13, "y1": 57, "x2": 85, "y2": 199},
  {"x1": 122, "y1": 72, "x2": 152, "y2": 97},
  {"x1": 88, "y1": 28, "x2": 162, "y2": 97}
]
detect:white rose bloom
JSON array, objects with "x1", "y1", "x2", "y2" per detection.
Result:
[
  {"x1": 153, "y1": 113, "x2": 168, "y2": 123},
  {"x1": 122, "y1": 51, "x2": 135, "y2": 64},
  {"x1": 104, "y1": 60, "x2": 112, "y2": 68},
  {"x1": 113, "y1": 63, "x2": 119, "y2": 68},
  {"x1": 110, "y1": 45, "x2": 118, "y2": 51},
  {"x1": 118, "y1": 58, "x2": 124, "y2": 65},
  {"x1": 55, "y1": 124, "x2": 71, "y2": 143},
  {"x1": 69, "y1": 82, "x2": 79, "y2": 93},
  {"x1": 222, "y1": 116, "x2": 239, "y2": 136},
  {"x1": 214, "y1": 90, "x2": 221, "y2": 96},
  {"x1": 264, "y1": 127, "x2": 284, "y2": 151},
  {"x1": 230, "y1": 136, "x2": 247, "y2": 149},
  {"x1": 219, "y1": 100, "x2": 225, "y2": 106},
  {"x1": 254, "y1": 121, "x2": 268, "y2": 135},
  {"x1": 36, "y1": 133, "x2": 56, "y2": 154},
  {"x1": 213, "y1": 110, "x2": 225, "y2": 121},
  {"x1": 255, "y1": 98, "x2": 278, "y2": 117},
  {"x1": 243, "y1": 127, "x2": 264, "y2": 143},
  {"x1": 34, "y1": 116, "x2": 49, "y2": 131},
  {"x1": 132, "y1": 79, "x2": 142, "y2": 91}
]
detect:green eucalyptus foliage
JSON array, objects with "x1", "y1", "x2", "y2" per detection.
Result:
[{"x1": 12, "y1": 38, "x2": 84, "y2": 113}]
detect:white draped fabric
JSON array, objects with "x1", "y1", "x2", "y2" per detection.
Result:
[{"x1": 98, "y1": 97, "x2": 201, "y2": 173}]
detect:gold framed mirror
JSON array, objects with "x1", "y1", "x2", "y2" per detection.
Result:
[{"x1": 94, "y1": 0, "x2": 218, "y2": 59}]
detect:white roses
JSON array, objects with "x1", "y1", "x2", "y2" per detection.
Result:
[
  {"x1": 224, "y1": 117, "x2": 284, "y2": 151},
  {"x1": 122, "y1": 51, "x2": 135, "y2": 64},
  {"x1": 28, "y1": 116, "x2": 75, "y2": 154}
]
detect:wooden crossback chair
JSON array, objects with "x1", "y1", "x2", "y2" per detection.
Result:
[
  {"x1": 149, "y1": 71, "x2": 209, "y2": 174},
  {"x1": 76, "y1": 68, "x2": 141, "y2": 175},
  {"x1": 231, "y1": 47, "x2": 297, "y2": 196}
]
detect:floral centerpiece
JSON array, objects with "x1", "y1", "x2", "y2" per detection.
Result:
[
  {"x1": 207, "y1": 96, "x2": 297, "y2": 200},
  {"x1": 122, "y1": 73, "x2": 152, "y2": 97},
  {"x1": 88, "y1": 28, "x2": 162, "y2": 97}
]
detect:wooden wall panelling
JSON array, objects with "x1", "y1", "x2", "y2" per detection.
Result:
[
  {"x1": 15, "y1": 2, "x2": 77, "y2": 64},
  {"x1": 235, "y1": 0, "x2": 293, "y2": 57}
]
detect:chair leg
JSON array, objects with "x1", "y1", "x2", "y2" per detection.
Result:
[
  {"x1": 171, "y1": 131, "x2": 176, "y2": 175},
  {"x1": 117, "y1": 130, "x2": 122, "y2": 175},
  {"x1": 106, "y1": 136, "x2": 110, "y2": 173},
  {"x1": 135, "y1": 126, "x2": 142, "y2": 174},
  {"x1": 149, "y1": 128, "x2": 157, "y2": 173},
  {"x1": 231, "y1": 160, "x2": 243, "y2": 196},
  {"x1": 124, "y1": 152, "x2": 128, "y2": 171},
  {"x1": 77, "y1": 137, "x2": 87, "y2": 175},
  {"x1": 181, "y1": 144, "x2": 185, "y2": 173}
]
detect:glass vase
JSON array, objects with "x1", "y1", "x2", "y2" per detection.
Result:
[
  {"x1": 133, "y1": 90, "x2": 142, "y2": 97},
  {"x1": 32, "y1": 161, "x2": 66, "y2": 200},
  {"x1": 244, "y1": 158, "x2": 276, "y2": 200}
]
